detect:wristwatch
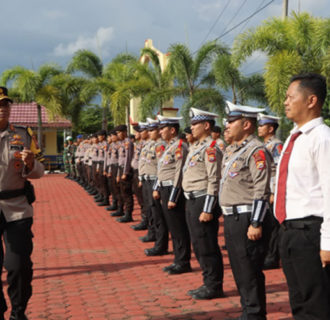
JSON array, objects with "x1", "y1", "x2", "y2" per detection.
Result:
[{"x1": 251, "y1": 221, "x2": 261, "y2": 228}]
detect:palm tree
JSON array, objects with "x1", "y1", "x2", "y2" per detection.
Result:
[
  {"x1": 167, "y1": 41, "x2": 228, "y2": 124},
  {"x1": 104, "y1": 54, "x2": 152, "y2": 127},
  {"x1": 1, "y1": 64, "x2": 63, "y2": 148},
  {"x1": 212, "y1": 52, "x2": 267, "y2": 105},
  {"x1": 233, "y1": 12, "x2": 330, "y2": 114},
  {"x1": 67, "y1": 49, "x2": 114, "y2": 130}
]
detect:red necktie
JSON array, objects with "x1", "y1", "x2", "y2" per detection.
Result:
[{"x1": 275, "y1": 131, "x2": 302, "y2": 223}]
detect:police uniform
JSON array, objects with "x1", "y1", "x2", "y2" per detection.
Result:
[
  {"x1": 182, "y1": 108, "x2": 224, "y2": 300},
  {"x1": 0, "y1": 87, "x2": 44, "y2": 319},
  {"x1": 116, "y1": 125, "x2": 134, "y2": 223},
  {"x1": 153, "y1": 115, "x2": 191, "y2": 271},
  {"x1": 95, "y1": 132, "x2": 109, "y2": 206},
  {"x1": 130, "y1": 125, "x2": 146, "y2": 229},
  {"x1": 108, "y1": 138, "x2": 121, "y2": 214},
  {"x1": 220, "y1": 102, "x2": 272, "y2": 320},
  {"x1": 258, "y1": 114, "x2": 284, "y2": 270},
  {"x1": 143, "y1": 119, "x2": 168, "y2": 253}
]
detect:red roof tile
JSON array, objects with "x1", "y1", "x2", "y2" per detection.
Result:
[{"x1": 9, "y1": 103, "x2": 72, "y2": 128}]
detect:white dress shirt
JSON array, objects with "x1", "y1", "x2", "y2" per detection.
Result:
[{"x1": 274, "y1": 117, "x2": 330, "y2": 251}]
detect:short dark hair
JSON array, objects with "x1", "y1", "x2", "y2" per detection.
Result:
[
  {"x1": 290, "y1": 73, "x2": 327, "y2": 107},
  {"x1": 168, "y1": 124, "x2": 180, "y2": 134},
  {"x1": 268, "y1": 123, "x2": 279, "y2": 133},
  {"x1": 211, "y1": 125, "x2": 221, "y2": 134}
]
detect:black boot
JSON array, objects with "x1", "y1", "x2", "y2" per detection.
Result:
[
  {"x1": 98, "y1": 199, "x2": 110, "y2": 206},
  {"x1": 131, "y1": 220, "x2": 148, "y2": 230},
  {"x1": 106, "y1": 200, "x2": 118, "y2": 211},
  {"x1": 10, "y1": 309, "x2": 28, "y2": 320},
  {"x1": 117, "y1": 211, "x2": 133, "y2": 223},
  {"x1": 110, "y1": 208, "x2": 124, "y2": 217}
]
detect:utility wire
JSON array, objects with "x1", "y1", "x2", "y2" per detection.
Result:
[
  {"x1": 220, "y1": 0, "x2": 248, "y2": 37},
  {"x1": 198, "y1": 0, "x2": 231, "y2": 47},
  {"x1": 214, "y1": 0, "x2": 275, "y2": 41}
]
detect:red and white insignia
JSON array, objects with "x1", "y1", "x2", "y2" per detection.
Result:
[{"x1": 253, "y1": 150, "x2": 266, "y2": 170}]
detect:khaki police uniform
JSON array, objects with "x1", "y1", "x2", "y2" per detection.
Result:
[
  {"x1": 0, "y1": 123, "x2": 44, "y2": 316},
  {"x1": 182, "y1": 135, "x2": 224, "y2": 294},
  {"x1": 117, "y1": 137, "x2": 134, "y2": 220},
  {"x1": 144, "y1": 138, "x2": 168, "y2": 252},
  {"x1": 154, "y1": 137, "x2": 191, "y2": 265},
  {"x1": 220, "y1": 134, "x2": 272, "y2": 319}
]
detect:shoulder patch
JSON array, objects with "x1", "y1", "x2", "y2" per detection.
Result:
[{"x1": 253, "y1": 149, "x2": 266, "y2": 170}]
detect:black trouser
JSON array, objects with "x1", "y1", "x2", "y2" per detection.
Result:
[
  {"x1": 264, "y1": 211, "x2": 280, "y2": 264},
  {"x1": 279, "y1": 217, "x2": 330, "y2": 320},
  {"x1": 224, "y1": 210, "x2": 271, "y2": 320},
  {"x1": 132, "y1": 169, "x2": 143, "y2": 208},
  {"x1": 110, "y1": 164, "x2": 120, "y2": 205},
  {"x1": 98, "y1": 162, "x2": 109, "y2": 199},
  {"x1": 185, "y1": 196, "x2": 223, "y2": 291},
  {"x1": 146, "y1": 180, "x2": 168, "y2": 251},
  {"x1": 142, "y1": 180, "x2": 155, "y2": 238},
  {"x1": 91, "y1": 162, "x2": 98, "y2": 189},
  {"x1": 159, "y1": 186, "x2": 190, "y2": 266},
  {"x1": 0, "y1": 214, "x2": 33, "y2": 314},
  {"x1": 118, "y1": 167, "x2": 133, "y2": 213}
]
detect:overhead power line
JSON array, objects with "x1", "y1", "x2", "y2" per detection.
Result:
[
  {"x1": 214, "y1": 0, "x2": 275, "y2": 41},
  {"x1": 199, "y1": 0, "x2": 231, "y2": 47}
]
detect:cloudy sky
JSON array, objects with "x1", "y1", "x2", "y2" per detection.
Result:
[{"x1": 1, "y1": 0, "x2": 329, "y2": 77}]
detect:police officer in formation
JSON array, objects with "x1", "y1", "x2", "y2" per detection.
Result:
[
  {"x1": 182, "y1": 108, "x2": 224, "y2": 299},
  {"x1": 220, "y1": 101, "x2": 272, "y2": 320},
  {"x1": 0, "y1": 87, "x2": 44, "y2": 320},
  {"x1": 153, "y1": 115, "x2": 192, "y2": 274}
]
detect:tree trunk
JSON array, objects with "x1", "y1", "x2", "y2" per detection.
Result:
[
  {"x1": 102, "y1": 106, "x2": 107, "y2": 130},
  {"x1": 37, "y1": 104, "x2": 43, "y2": 150},
  {"x1": 232, "y1": 82, "x2": 237, "y2": 104}
]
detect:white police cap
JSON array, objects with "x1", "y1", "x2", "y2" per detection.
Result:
[
  {"x1": 258, "y1": 113, "x2": 280, "y2": 126},
  {"x1": 189, "y1": 107, "x2": 218, "y2": 124},
  {"x1": 157, "y1": 115, "x2": 182, "y2": 128},
  {"x1": 146, "y1": 117, "x2": 159, "y2": 130},
  {"x1": 226, "y1": 101, "x2": 265, "y2": 121},
  {"x1": 66, "y1": 136, "x2": 73, "y2": 141},
  {"x1": 138, "y1": 122, "x2": 148, "y2": 131}
]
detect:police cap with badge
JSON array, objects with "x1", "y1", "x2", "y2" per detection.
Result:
[
  {"x1": 225, "y1": 101, "x2": 265, "y2": 122},
  {"x1": 157, "y1": 115, "x2": 182, "y2": 129},
  {"x1": 189, "y1": 107, "x2": 218, "y2": 125},
  {"x1": 257, "y1": 113, "x2": 280, "y2": 126},
  {"x1": 146, "y1": 118, "x2": 159, "y2": 131}
]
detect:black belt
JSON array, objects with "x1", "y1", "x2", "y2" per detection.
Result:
[
  {"x1": 0, "y1": 188, "x2": 25, "y2": 200},
  {"x1": 281, "y1": 216, "x2": 323, "y2": 230}
]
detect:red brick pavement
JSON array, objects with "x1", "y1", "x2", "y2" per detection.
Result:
[{"x1": 3, "y1": 174, "x2": 293, "y2": 319}]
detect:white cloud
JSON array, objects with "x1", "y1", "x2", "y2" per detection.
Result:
[{"x1": 54, "y1": 26, "x2": 114, "y2": 57}]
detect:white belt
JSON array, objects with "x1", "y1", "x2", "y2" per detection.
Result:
[
  {"x1": 145, "y1": 175, "x2": 157, "y2": 181},
  {"x1": 184, "y1": 190, "x2": 207, "y2": 200},
  {"x1": 159, "y1": 180, "x2": 173, "y2": 187},
  {"x1": 222, "y1": 205, "x2": 252, "y2": 216}
]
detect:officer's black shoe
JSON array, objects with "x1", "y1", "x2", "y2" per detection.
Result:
[
  {"x1": 97, "y1": 200, "x2": 110, "y2": 206},
  {"x1": 116, "y1": 213, "x2": 133, "y2": 223},
  {"x1": 191, "y1": 286, "x2": 224, "y2": 300},
  {"x1": 144, "y1": 248, "x2": 168, "y2": 256},
  {"x1": 9, "y1": 309, "x2": 28, "y2": 320},
  {"x1": 139, "y1": 235, "x2": 156, "y2": 242},
  {"x1": 94, "y1": 193, "x2": 102, "y2": 199},
  {"x1": 221, "y1": 245, "x2": 227, "y2": 250},
  {"x1": 263, "y1": 259, "x2": 280, "y2": 270},
  {"x1": 107, "y1": 201, "x2": 118, "y2": 211},
  {"x1": 163, "y1": 263, "x2": 177, "y2": 272},
  {"x1": 110, "y1": 209, "x2": 124, "y2": 217},
  {"x1": 95, "y1": 197, "x2": 105, "y2": 203},
  {"x1": 167, "y1": 264, "x2": 192, "y2": 275},
  {"x1": 88, "y1": 190, "x2": 98, "y2": 195},
  {"x1": 187, "y1": 285, "x2": 207, "y2": 296},
  {"x1": 131, "y1": 221, "x2": 148, "y2": 231}
]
